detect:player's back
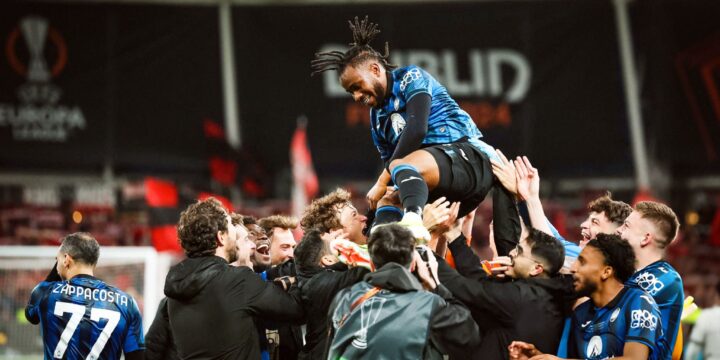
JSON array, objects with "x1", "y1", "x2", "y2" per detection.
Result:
[{"x1": 26, "y1": 274, "x2": 145, "y2": 360}]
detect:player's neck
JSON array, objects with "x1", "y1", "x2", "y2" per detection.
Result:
[
  {"x1": 591, "y1": 279, "x2": 624, "y2": 308},
  {"x1": 636, "y1": 250, "x2": 663, "y2": 271},
  {"x1": 65, "y1": 266, "x2": 94, "y2": 280}
]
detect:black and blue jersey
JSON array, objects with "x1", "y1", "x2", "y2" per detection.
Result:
[
  {"x1": 568, "y1": 285, "x2": 668, "y2": 360},
  {"x1": 26, "y1": 274, "x2": 145, "y2": 360},
  {"x1": 370, "y1": 65, "x2": 486, "y2": 162},
  {"x1": 628, "y1": 260, "x2": 684, "y2": 358}
]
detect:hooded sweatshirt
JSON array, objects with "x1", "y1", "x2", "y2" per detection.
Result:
[{"x1": 165, "y1": 256, "x2": 304, "y2": 360}]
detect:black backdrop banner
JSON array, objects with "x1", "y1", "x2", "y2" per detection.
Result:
[
  {"x1": 0, "y1": 3, "x2": 223, "y2": 175},
  {"x1": 232, "y1": 0, "x2": 632, "y2": 181},
  {"x1": 633, "y1": 0, "x2": 720, "y2": 177}
]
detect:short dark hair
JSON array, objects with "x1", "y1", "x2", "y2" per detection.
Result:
[
  {"x1": 525, "y1": 228, "x2": 565, "y2": 276},
  {"x1": 586, "y1": 233, "x2": 637, "y2": 283},
  {"x1": 588, "y1": 192, "x2": 632, "y2": 226},
  {"x1": 177, "y1": 198, "x2": 228, "y2": 258},
  {"x1": 635, "y1": 201, "x2": 680, "y2": 249},
  {"x1": 230, "y1": 212, "x2": 244, "y2": 226},
  {"x1": 294, "y1": 229, "x2": 331, "y2": 273},
  {"x1": 367, "y1": 224, "x2": 414, "y2": 269},
  {"x1": 60, "y1": 232, "x2": 100, "y2": 266},
  {"x1": 311, "y1": 16, "x2": 396, "y2": 77},
  {"x1": 243, "y1": 215, "x2": 258, "y2": 226}
]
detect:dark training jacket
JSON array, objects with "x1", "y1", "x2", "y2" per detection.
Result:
[
  {"x1": 297, "y1": 264, "x2": 370, "y2": 359},
  {"x1": 439, "y1": 240, "x2": 574, "y2": 360},
  {"x1": 145, "y1": 297, "x2": 179, "y2": 360},
  {"x1": 328, "y1": 263, "x2": 480, "y2": 360},
  {"x1": 165, "y1": 256, "x2": 304, "y2": 360}
]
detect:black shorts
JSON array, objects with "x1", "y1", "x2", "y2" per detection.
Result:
[{"x1": 425, "y1": 142, "x2": 493, "y2": 218}]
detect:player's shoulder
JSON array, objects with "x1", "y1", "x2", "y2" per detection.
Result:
[{"x1": 624, "y1": 285, "x2": 661, "y2": 310}]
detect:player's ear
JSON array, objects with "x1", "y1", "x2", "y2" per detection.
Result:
[
  {"x1": 601, "y1": 265, "x2": 613, "y2": 281},
  {"x1": 369, "y1": 62, "x2": 382, "y2": 77}
]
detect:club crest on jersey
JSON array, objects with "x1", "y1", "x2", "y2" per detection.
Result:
[
  {"x1": 610, "y1": 308, "x2": 621, "y2": 323},
  {"x1": 586, "y1": 335, "x2": 603, "y2": 358},
  {"x1": 630, "y1": 309, "x2": 658, "y2": 330},
  {"x1": 390, "y1": 113, "x2": 406, "y2": 135}
]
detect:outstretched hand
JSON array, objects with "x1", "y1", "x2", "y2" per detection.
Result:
[
  {"x1": 491, "y1": 149, "x2": 518, "y2": 195},
  {"x1": 514, "y1": 156, "x2": 540, "y2": 201}
]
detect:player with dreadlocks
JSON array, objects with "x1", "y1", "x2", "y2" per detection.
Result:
[{"x1": 311, "y1": 16, "x2": 500, "y2": 241}]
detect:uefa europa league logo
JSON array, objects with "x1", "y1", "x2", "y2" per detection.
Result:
[{"x1": 21, "y1": 16, "x2": 52, "y2": 83}]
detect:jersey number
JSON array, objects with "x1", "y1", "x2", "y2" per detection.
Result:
[{"x1": 52, "y1": 301, "x2": 121, "y2": 359}]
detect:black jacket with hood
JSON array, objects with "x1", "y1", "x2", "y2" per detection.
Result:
[
  {"x1": 438, "y1": 239, "x2": 575, "y2": 360},
  {"x1": 164, "y1": 256, "x2": 304, "y2": 360}
]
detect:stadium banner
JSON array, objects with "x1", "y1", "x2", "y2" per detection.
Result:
[
  {"x1": 232, "y1": 1, "x2": 633, "y2": 180},
  {"x1": 0, "y1": 3, "x2": 222, "y2": 174},
  {"x1": 632, "y1": 0, "x2": 720, "y2": 177}
]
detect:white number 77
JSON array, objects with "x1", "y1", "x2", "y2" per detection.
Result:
[{"x1": 53, "y1": 302, "x2": 121, "y2": 359}]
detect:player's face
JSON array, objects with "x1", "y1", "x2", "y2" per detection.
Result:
[
  {"x1": 233, "y1": 224, "x2": 254, "y2": 267},
  {"x1": 616, "y1": 211, "x2": 650, "y2": 253},
  {"x1": 224, "y1": 215, "x2": 239, "y2": 263},
  {"x1": 247, "y1": 224, "x2": 271, "y2": 269},
  {"x1": 507, "y1": 239, "x2": 540, "y2": 279},
  {"x1": 337, "y1": 203, "x2": 367, "y2": 245},
  {"x1": 269, "y1": 228, "x2": 296, "y2": 265},
  {"x1": 571, "y1": 246, "x2": 604, "y2": 297},
  {"x1": 55, "y1": 251, "x2": 68, "y2": 280},
  {"x1": 340, "y1": 62, "x2": 386, "y2": 108},
  {"x1": 579, "y1": 211, "x2": 618, "y2": 248}
]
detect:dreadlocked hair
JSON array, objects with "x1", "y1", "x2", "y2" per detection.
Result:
[{"x1": 310, "y1": 15, "x2": 396, "y2": 76}]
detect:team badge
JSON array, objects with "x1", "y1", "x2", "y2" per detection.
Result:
[
  {"x1": 586, "y1": 335, "x2": 603, "y2": 358},
  {"x1": 390, "y1": 113, "x2": 406, "y2": 135}
]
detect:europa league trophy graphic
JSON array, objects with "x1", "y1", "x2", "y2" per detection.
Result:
[
  {"x1": 21, "y1": 16, "x2": 51, "y2": 83},
  {"x1": 351, "y1": 297, "x2": 386, "y2": 350}
]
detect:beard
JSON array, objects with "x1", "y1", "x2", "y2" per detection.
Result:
[
  {"x1": 227, "y1": 245, "x2": 239, "y2": 264},
  {"x1": 372, "y1": 80, "x2": 386, "y2": 108},
  {"x1": 574, "y1": 277, "x2": 597, "y2": 298}
]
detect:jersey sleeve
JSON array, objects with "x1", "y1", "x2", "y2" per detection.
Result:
[
  {"x1": 25, "y1": 281, "x2": 50, "y2": 324},
  {"x1": 398, "y1": 66, "x2": 431, "y2": 101},
  {"x1": 625, "y1": 293, "x2": 662, "y2": 349},
  {"x1": 123, "y1": 297, "x2": 146, "y2": 353}
]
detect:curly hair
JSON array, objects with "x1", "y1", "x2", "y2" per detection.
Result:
[
  {"x1": 587, "y1": 192, "x2": 632, "y2": 226},
  {"x1": 587, "y1": 233, "x2": 637, "y2": 283},
  {"x1": 310, "y1": 15, "x2": 396, "y2": 77},
  {"x1": 258, "y1": 215, "x2": 299, "y2": 238},
  {"x1": 177, "y1": 198, "x2": 228, "y2": 258},
  {"x1": 301, "y1": 188, "x2": 352, "y2": 233},
  {"x1": 635, "y1": 201, "x2": 680, "y2": 249}
]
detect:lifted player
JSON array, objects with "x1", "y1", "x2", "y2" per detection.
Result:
[{"x1": 312, "y1": 16, "x2": 498, "y2": 241}]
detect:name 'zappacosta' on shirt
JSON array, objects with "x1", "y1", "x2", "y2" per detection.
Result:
[{"x1": 52, "y1": 283, "x2": 129, "y2": 306}]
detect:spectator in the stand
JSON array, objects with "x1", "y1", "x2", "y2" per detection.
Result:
[
  {"x1": 509, "y1": 234, "x2": 668, "y2": 360},
  {"x1": 165, "y1": 198, "x2": 303, "y2": 359},
  {"x1": 685, "y1": 280, "x2": 720, "y2": 360},
  {"x1": 328, "y1": 224, "x2": 479, "y2": 359},
  {"x1": 437, "y1": 227, "x2": 571, "y2": 360},
  {"x1": 294, "y1": 229, "x2": 370, "y2": 359},
  {"x1": 25, "y1": 232, "x2": 145, "y2": 360},
  {"x1": 244, "y1": 215, "x2": 272, "y2": 272},
  {"x1": 301, "y1": 189, "x2": 369, "y2": 245},
  {"x1": 579, "y1": 192, "x2": 632, "y2": 248},
  {"x1": 617, "y1": 201, "x2": 684, "y2": 359},
  {"x1": 259, "y1": 215, "x2": 299, "y2": 266}
]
